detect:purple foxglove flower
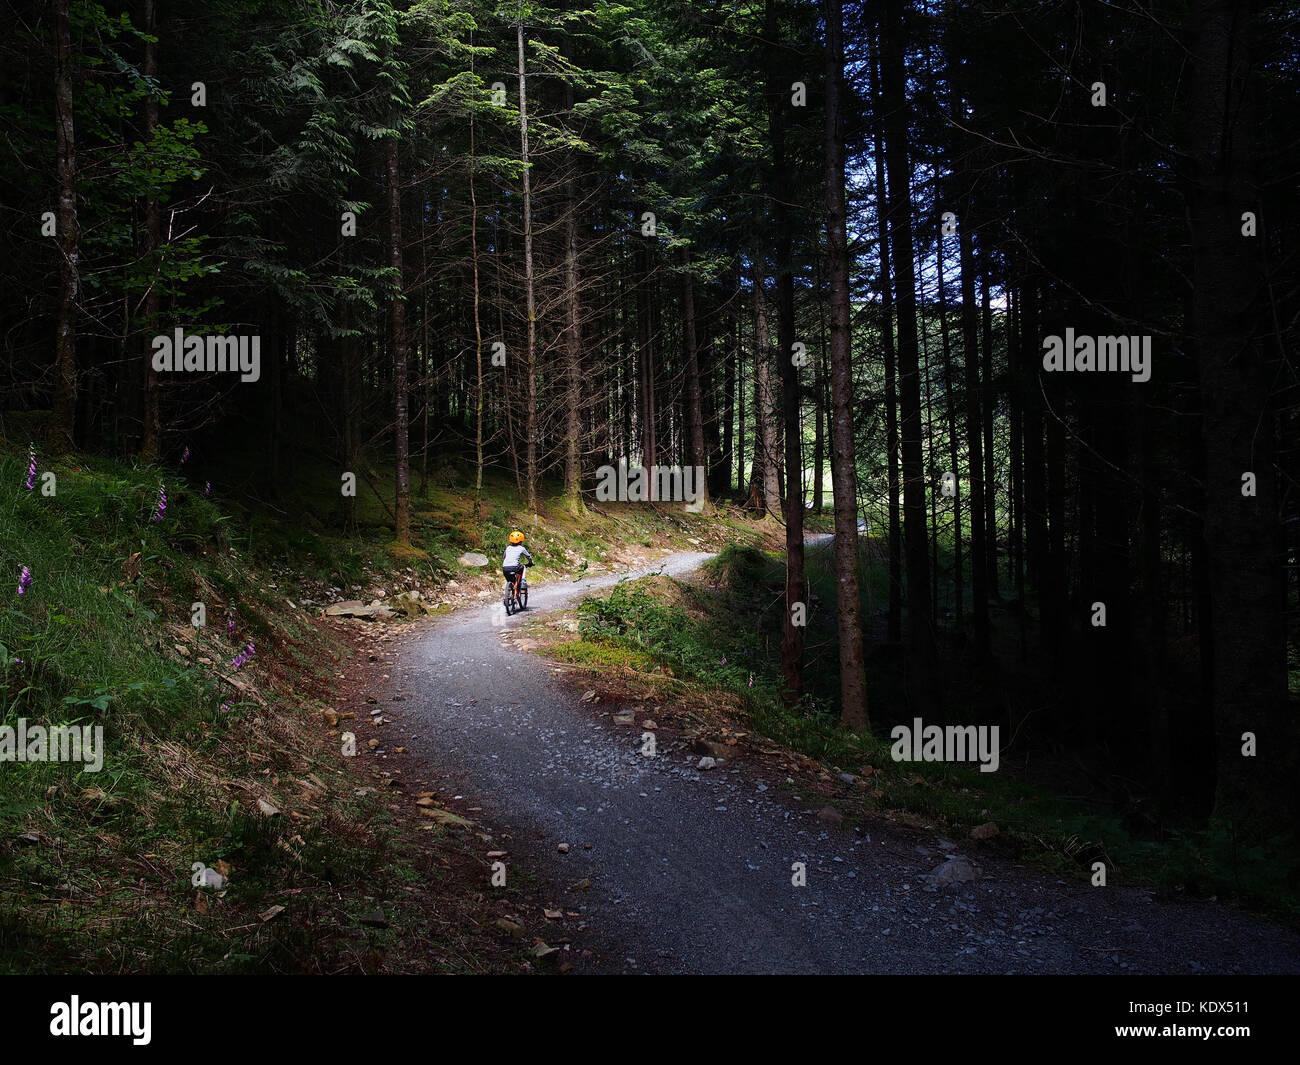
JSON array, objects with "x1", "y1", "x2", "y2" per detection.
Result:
[
  {"x1": 24, "y1": 445, "x2": 36, "y2": 491},
  {"x1": 17, "y1": 566, "x2": 32, "y2": 596},
  {"x1": 151, "y1": 482, "x2": 167, "y2": 523}
]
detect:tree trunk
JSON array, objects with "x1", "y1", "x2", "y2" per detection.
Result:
[
  {"x1": 769, "y1": 0, "x2": 804, "y2": 705},
  {"x1": 562, "y1": 176, "x2": 583, "y2": 511},
  {"x1": 882, "y1": 0, "x2": 938, "y2": 713},
  {"x1": 1189, "y1": 0, "x2": 1290, "y2": 836},
  {"x1": 682, "y1": 271, "x2": 709, "y2": 511},
  {"x1": 637, "y1": 245, "x2": 657, "y2": 470},
  {"x1": 980, "y1": 253, "x2": 998, "y2": 598},
  {"x1": 960, "y1": 212, "x2": 989, "y2": 655},
  {"x1": 49, "y1": 0, "x2": 79, "y2": 455},
  {"x1": 562, "y1": 53, "x2": 583, "y2": 513},
  {"x1": 387, "y1": 137, "x2": 411, "y2": 544},
  {"x1": 517, "y1": 21, "x2": 538, "y2": 512},
  {"x1": 824, "y1": 0, "x2": 870, "y2": 729},
  {"x1": 937, "y1": 234, "x2": 962, "y2": 631},
  {"x1": 750, "y1": 259, "x2": 780, "y2": 517},
  {"x1": 871, "y1": 43, "x2": 902, "y2": 643},
  {"x1": 139, "y1": 0, "x2": 161, "y2": 463},
  {"x1": 470, "y1": 111, "x2": 485, "y2": 513}
]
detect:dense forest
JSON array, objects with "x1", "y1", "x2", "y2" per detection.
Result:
[{"x1": 2, "y1": 0, "x2": 1298, "y2": 853}]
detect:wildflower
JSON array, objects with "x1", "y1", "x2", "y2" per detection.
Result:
[
  {"x1": 24, "y1": 444, "x2": 36, "y2": 490},
  {"x1": 151, "y1": 481, "x2": 167, "y2": 523},
  {"x1": 720, "y1": 656, "x2": 727, "y2": 665},
  {"x1": 232, "y1": 641, "x2": 256, "y2": 670},
  {"x1": 17, "y1": 566, "x2": 32, "y2": 596},
  {"x1": 748, "y1": 674, "x2": 754, "y2": 688},
  {"x1": 181, "y1": 446, "x2": 191, "y2": 465},
  {"x1": 204, "y1": 482, "x2": 211, "y2": 497}
]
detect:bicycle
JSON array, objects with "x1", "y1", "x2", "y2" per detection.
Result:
[{"x1": 503, "y1": 561, "x2": 530, "y2": 616}]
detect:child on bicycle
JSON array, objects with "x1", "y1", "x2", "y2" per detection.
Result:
[{"x1": 502, "y1": 530, "x2": 533, "y2": 599}]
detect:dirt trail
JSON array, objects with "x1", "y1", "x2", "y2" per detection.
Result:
[{"x1": 380, "y1": 548, "x2": 1300, "y2": 974}]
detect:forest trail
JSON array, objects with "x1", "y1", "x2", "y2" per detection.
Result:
[{"x1": 381, "y1": 545, "x2": 1300, "y2": 975}]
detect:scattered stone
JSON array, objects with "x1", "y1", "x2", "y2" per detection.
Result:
[
  {"x1": 495, "y1": 918, "x2": 524, "y2": 936},
  {"x1": 322, "y1": 709, "x2": 339, "y2": 727},
  {"x1": 580, "y1": 690, "x2": 598, "y2": 703},
  {"x1": 257, "y1": 799, "x2": 281, "y2": 817},
  {"x1": 458, "y1": 552, "x2": 489, "y2": 567},
  {"x1": 691, "y1": 737, "x2": 726, "y2": 758},
  {"x1": 557, "y1": 843, "x2": 570, "y2": 853},
  {"x1": 970, "y1": 822, "x2": 999, "y2": 841},
  {"x1": 837, "y1": 771, "x2": 857, "y2": 785},
  {"x1": 567, "y1": 878, "x2": 591, "y2": 892},
  {"x1": 418, "y1": 806, "x2": 472, "y2": 827},
  {"x1": 927, "y1": 857, "x2": 979, "y2": 887},
  {"x1": 357, "y1": 909, "x2": 389, "y2": 929},
  {"x1": 641, "y1": 719, "x2": 657, "y2": 730},
  {"x1": 817, "y1": 806, "x2": 844, "y2": 826},
  {"x1": 325, "y1": 600, "x2": 387, "y2": 618},
  {"x1": 697, "y1": 756, "x2": 717, "y2": 770},
  {"x1": 531, "y1": 941, "x2": 559, "y2": 960},
  {"x1": 612, "y1": 712, "x2": 635, "y2": 726},
  {"x1": 173, "y1": 643, "x2": 190, "y2": 657},
  {"x1": 259, "y1": 904, "x2": 286, "y2": 923}
]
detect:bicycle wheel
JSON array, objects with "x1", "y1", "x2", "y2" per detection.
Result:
[{"x1": 521, "y1": 584, "x2": 528, "y2": 610}]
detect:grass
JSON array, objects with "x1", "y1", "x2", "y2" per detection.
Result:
[{"x1": 0, "y1": 441, "x2": 538, "y2": 973}]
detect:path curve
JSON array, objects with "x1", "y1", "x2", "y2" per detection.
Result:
[{"x1": 384, "y1": 546, "x2": 1300, "y2": 974}]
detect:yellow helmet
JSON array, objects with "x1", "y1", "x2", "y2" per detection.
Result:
[{"x1": 509, "y1": 530, "x2": 525, "y2": 545}]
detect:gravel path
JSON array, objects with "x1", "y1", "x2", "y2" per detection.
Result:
[{"x1": 387, "y1": 547, "x2": 1300, "y2": 974}]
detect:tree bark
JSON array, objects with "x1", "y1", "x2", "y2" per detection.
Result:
[
  {"x1": 49, "y1": 0, "x2": 79, "y2": 455},
  {"x1": 871, "y1": 42, "x2": 902, "y2": 643},
  {"x1": 1189, "y1": 0, "x2": 1290, "y2": 835},
  {"x1": 824, "y1": 0, "x2": 869, "y2": 729},
  {"x1": 387, "y1": 137, "x2": 410, "y2": 544},
  {"x1": 750, "y1": 259, "x2": 780, "y2": 517},
  {"x1": 517, "y1": 21, "x2": 538, "y2": 512},
  {"x1": 139, "y1": 0, "x2": 161, "y2": 463},
  {"x1": 881, "y1": 0, "x2": 938, "y2": 712},
  {"x1": 769, "y1": 0, "x2": 804, "y2": 705},
  {"x1": 960, "y1": 213, "x2": 989, "y2": 655}
]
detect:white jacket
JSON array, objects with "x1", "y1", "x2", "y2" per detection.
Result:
[{"x1": 503, "y1": 544, "x2": 533, "y2": 568}]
